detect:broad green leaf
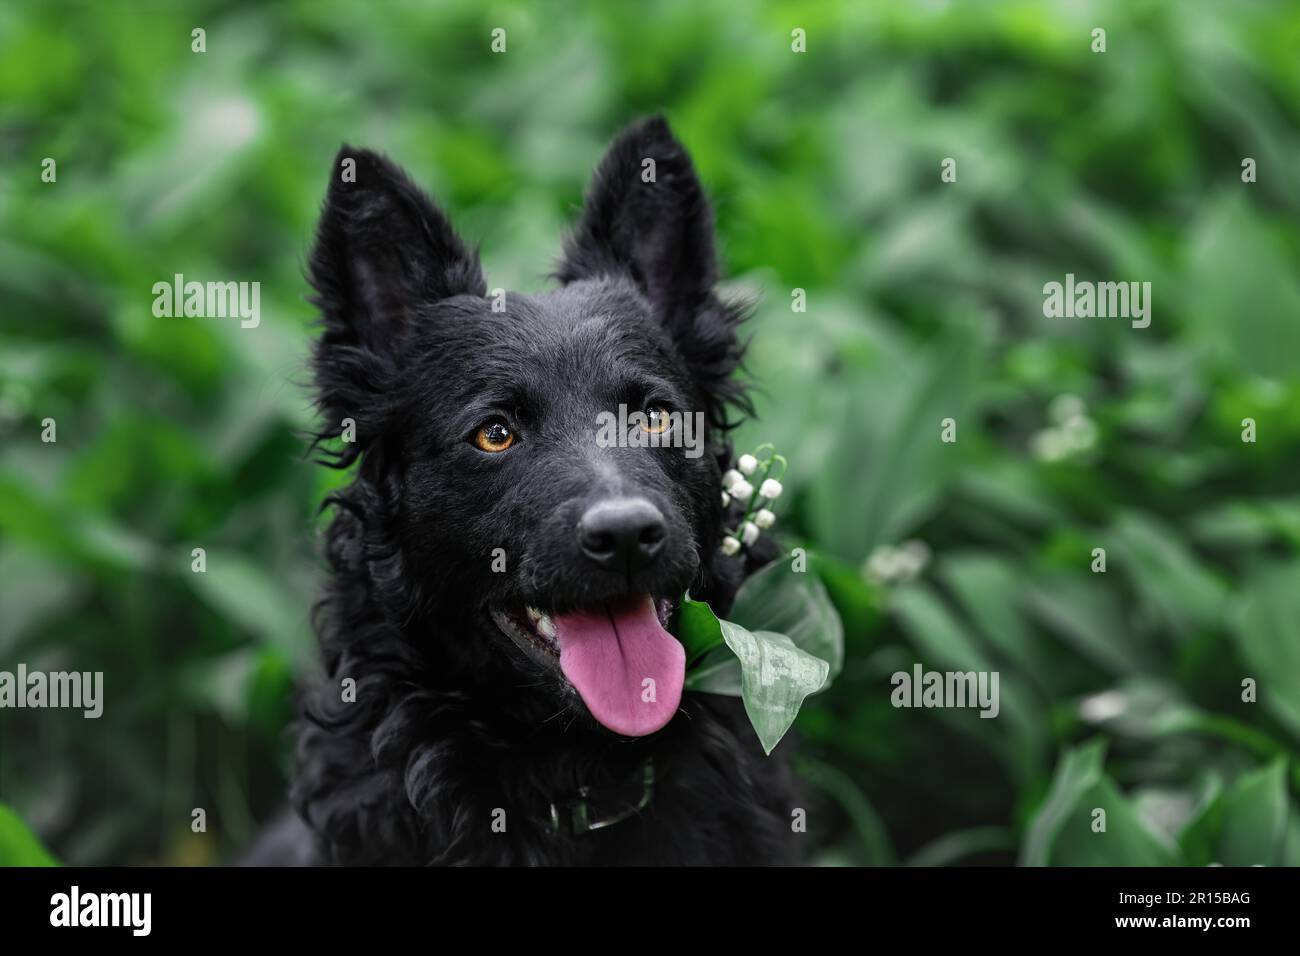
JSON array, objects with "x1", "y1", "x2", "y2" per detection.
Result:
[
  {"x1": 1107, "y1": 511, "x2": 1228, "y2": 635},
  {"x1": 1284, "y1": 811, "x2": 1300, "y2": 867},
  {"x1": 1027, "y1": 574, "x2": 1154, "y2": 675},
  {"x1": 1022, "y1": 740, "x2": 1180, "y2": 866},
  {"x1": 720, "y1": 622, "x2": 829, "y2": 755},
  {"x1": 676, "y1": 555, "x2": 845, "y2": 702},
  {"x1": 807, "y1": 551, "x2": 884, "y2": 641},
  {"x1": 1184, "y1": 193, "x2": 1300, "y2": 378},
  {"x1": 805, "y1": 318, "x2": 986, "y2": 563},
  {"x1": 1020, "y1": 739, "x2": 1106, "y2": 867},
  {"x1": 186, "y1": 549, "x2": 313, "y2": 661},
  {"x1": 730, "y1": 558, "x2": 844, "y2": 685},
  {"x1": 942, "y1": 552, "x2": 1049, "y2": 686},
  {"x1": 684, "y1": 644, "x2": 743, "y2": 696},
  {"x1": 1216, "y1": 758, "x2": 1288, "y2": 867},
  {"x1": 890, "y1": 580, "x2": 1050, "y2": 783},
  {"x1": 1048, "y1": 776, "x2": 1182, "y2": 866},
  {"x1": 795, "y1": 756, "x2": 896, "y2": 866},
  {"x1": 1229, "y1": 563, "x2": 1300, "y2": 740},
  {"x1": 670, "y1": 598, "x2": 724, "y2": 666},
  {"x1": 1178, "y1": 775, "x2": 1225, "y2": 868},
  {"x1": 890, "y1": 582, "x2": 992, "y2": 673},
  {"x1": 0, "y1": 804, "x2": 60, "y2": 866}
]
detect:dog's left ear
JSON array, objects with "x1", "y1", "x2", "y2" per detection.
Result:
[
  {"x1": 309, "y1": 146, "x2": 485, "y2": 462},
  {"x1": 557, "y1": 116, "x2": 747, "y2": 425}
]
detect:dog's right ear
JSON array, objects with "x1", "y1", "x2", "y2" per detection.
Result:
[{"x1": 309, "y1": 146, "x2": 484, "y2": 460}]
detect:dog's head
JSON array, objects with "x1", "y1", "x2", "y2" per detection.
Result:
[{"x1": 309, "y1": 117, "x2": 747, "y2": 738}]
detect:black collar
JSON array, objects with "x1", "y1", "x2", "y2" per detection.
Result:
[{"x1": 546, "y1": 758, "x2": 656, "y2": 836}]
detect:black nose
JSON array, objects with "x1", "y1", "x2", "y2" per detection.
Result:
[{"x1": 577, "y1": 498, "x2": 666, "y2": 572}]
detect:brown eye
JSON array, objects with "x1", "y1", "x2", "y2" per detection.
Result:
[
  {"x1": 641, "y1": 406, "x2": 671, "y2": 435},
  {"x1": 473, "y1": 420, "x2": 515, "y2": 453}
]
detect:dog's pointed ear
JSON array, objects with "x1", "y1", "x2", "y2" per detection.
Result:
[
  {"x1": 310, "y1": 145, "x2": 485, "y2": 350},
  {"x1": 557, "y1": 116, "x2": 747, "y2": 426},
  {"x1": 309, "y1": 146, "x2": 485, "y2": 459}
]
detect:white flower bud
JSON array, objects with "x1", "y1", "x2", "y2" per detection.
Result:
[
  {"x1": 721, "y1": 491, "x2": 731, "y2": 507},
  {"x1": 722, "y1": 469, "x2": 743, "y2": 490},
  {"x1": 741, "y1": 521, "x2": 760, "y2": 546},
  {"x1": 730, "y1": 479, "x2": 754, "y2": 502},
  {"x1": 864, "y1": 546, "x2": 896, "y2": 585},
  {"x1": 754, "y1": 508, "x2": 776, "y2": 529},
  {"x1": 1049, "y1": 393, "x2": 1086, "y2": 426},
  {"x1": 1062, "y1": 414, "x2": 1097, "y2": 452},
  {"x1": 1031, "y1": 429, "x2": 1068, "y2": 462},
  {"x1": 737, "y1": 453, "x2": 758, "y2": 475},
  {"x1": 901, "y1": 539, "x2": 930, "y2": 570},
  {"x1": 720, "y1": 536, "x2": 741, "y2": 556},
  {"x1": 759, "y1": 478, "x2": 783, "y2": 500},
  {"x1": 894, "y1": 545, "x2": 926, "y2": 582}
]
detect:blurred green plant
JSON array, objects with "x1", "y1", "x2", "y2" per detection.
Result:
[
  {"x1": 0, "y1": 803, "x2": 60, "y2": 866},
  {"x1": 1, "y1": 0, "x2": 1298, "y2": 865}
]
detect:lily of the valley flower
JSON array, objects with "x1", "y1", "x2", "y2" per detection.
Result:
[
  {"x1": 862, "y1": 539, "x2": 931, "y2": 585},
  {"x1": 719, "y1": 444, "x2": 788, "y2": 557}
]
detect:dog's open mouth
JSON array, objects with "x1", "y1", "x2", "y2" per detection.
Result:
[{"x1": 490, "y1": 596, "x2": 685, "y2": 738}]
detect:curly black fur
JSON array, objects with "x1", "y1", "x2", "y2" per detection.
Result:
[{"x1": 246, "y1": 117, "x2": 799, "y2": 866}]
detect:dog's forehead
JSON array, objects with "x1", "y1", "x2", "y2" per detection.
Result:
[
  {"x1": 415, "y1": 279, "x2": 685, "y2": 414},
  {"x1": 521, "y1": 279, "x2": 652, "y2": 337},
  {"x1": 494, "y1": 280, "x2": 670, "y2": 365}
]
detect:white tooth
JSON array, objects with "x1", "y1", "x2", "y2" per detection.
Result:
[
  {"x1": 536, "y1": 614, "x2": 556, "y2": 640},
  {"x1": 525, "y1": 606, "x2": 542, "y2": 623}
]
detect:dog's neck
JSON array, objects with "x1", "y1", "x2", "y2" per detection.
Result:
[{"x1": 538, "y1": 757, "x2": 656, "y2": 836}]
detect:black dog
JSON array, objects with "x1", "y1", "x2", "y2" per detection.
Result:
[{"x1": 250, "y1": 117, "x2": 798, "y2": 865}]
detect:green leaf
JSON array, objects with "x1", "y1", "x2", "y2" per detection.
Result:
[
  {"x1": 684, "y1": 644, "x2": 744, "y2": 696},
  {"x1": 0, "y1": 804, "x2": 60, "y2": 866},
  {"x1": 942, "y1": 552, "x2": 1049, "y2": 687},
  {"x1": 806, "y1": 318, "x2": 986, "y2": 562},
  {"x1": 795, "y1": 755, "x2": 896, "y2": 866},
  {"x1": 1021, "y1": 739, "x2": 1180, "y2": 866},
  {"x1": 1049, "y1": 776, "x2": 1182, "y2": 866},
  {"x1": 1021, "y1": 739, "x2": 1107, "y2": 867},
  {"x1": 1178, "y1": 776, "x2": 1226, "y2": 868},
  {"x1": 730, "y1": 559, "x2": 844, "y2": 686},
  {"x1": 720, "y1": 622, "x2": 829, "y2": 755},
  {"x1": 1216, "y1": 758, "x2": 1288, "y2": 867},
  {"x1": 670, "y1": 598, "x2": 725, "y2": 667},
  {"x1": 1229, "y1": 562, "x2": 1300, "y2": 741},
  {"x1": 807, "y1": 552, "x2": 884, "y2": 641},
  {"x1": 1107, "y1": 511, "x2": 1228, "y2": 635},
  {"x1": 677, "y1": 555, "x2": 846, "y2": 705},
  {"x1": 186, "y1": 550, "x2": 313, "y2": 661},
  {"x1": 890, "y1": 582, "x2": 992, "y2": 672}
]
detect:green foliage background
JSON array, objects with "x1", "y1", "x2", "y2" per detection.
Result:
[{"x1": 1, "y1": 0, "x2": 1298, "y2": 865}]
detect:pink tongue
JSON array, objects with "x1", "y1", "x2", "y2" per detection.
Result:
[{"x1": 552, "y1": 597, "x2": 685, "y2": 737}]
